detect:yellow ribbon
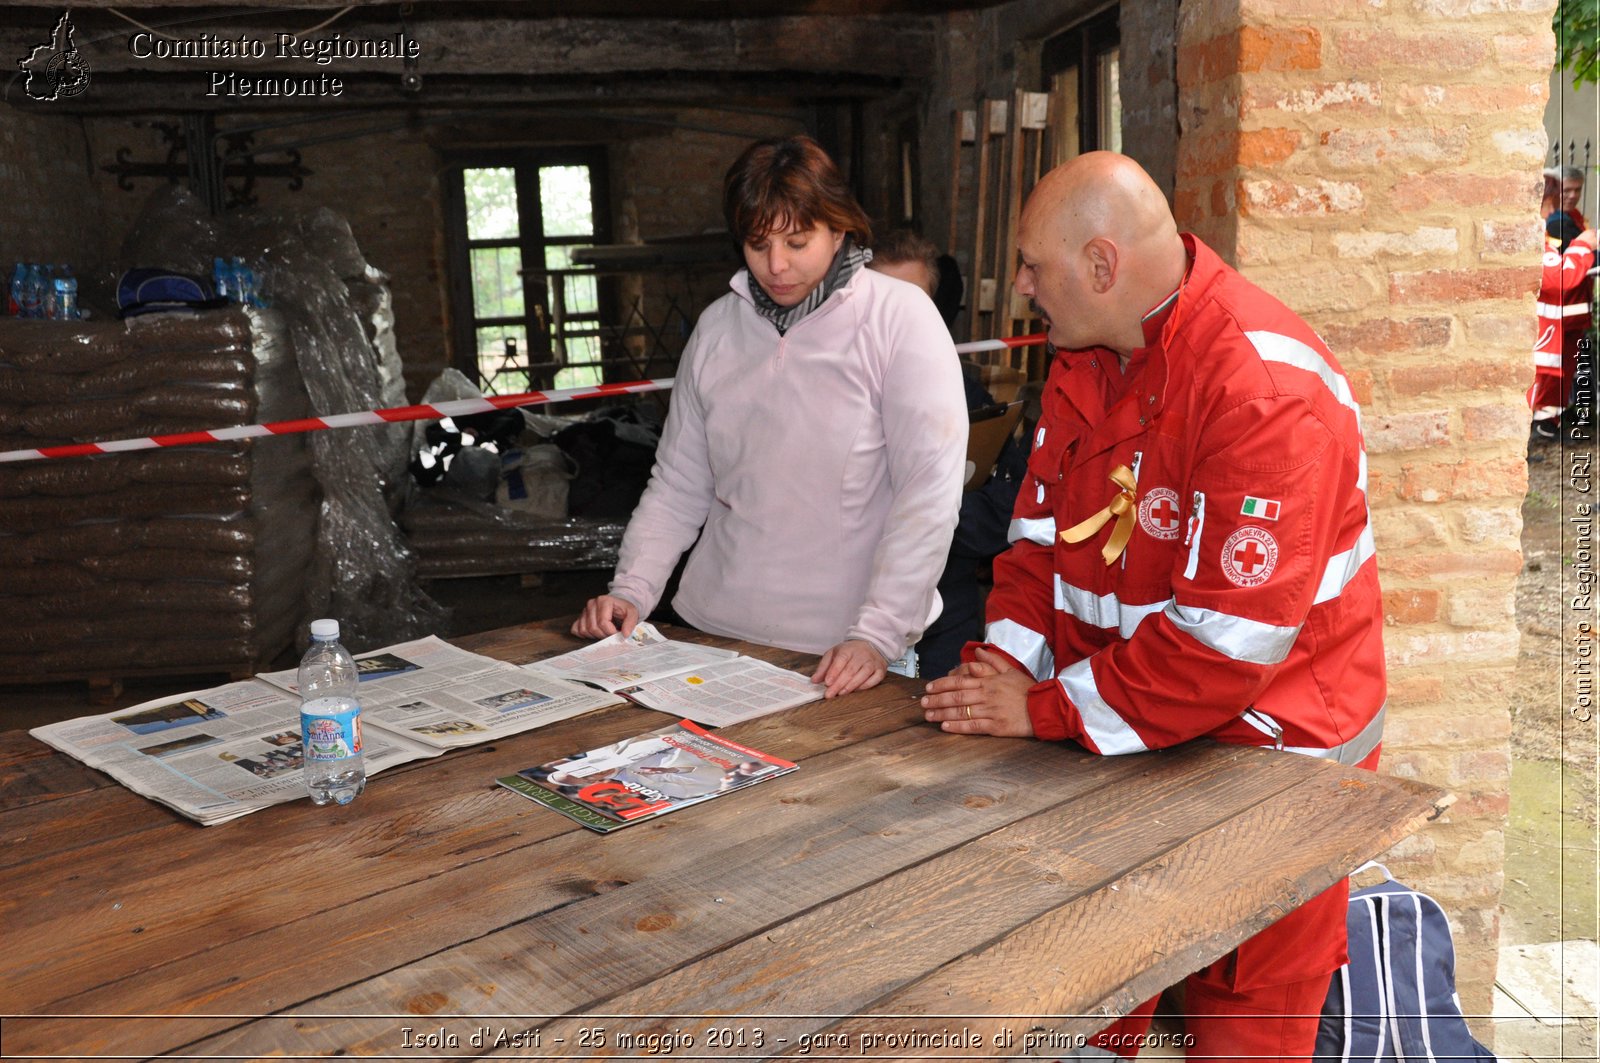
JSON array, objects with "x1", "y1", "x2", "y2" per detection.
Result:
[{"x1": 1060, "y1": 464, "x2": 1138, "y2": 565}]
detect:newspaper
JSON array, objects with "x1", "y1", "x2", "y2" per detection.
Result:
[
  {"x1": 610, "y1": 656, "x2": 825, "y2": 727},
  {"x1": 257, "y1": 635, "x2": 622, "y2": 747},
  {"x1": 527, "y1": 623, "x2": 823, "y2": 726},
  {"x1": 32, "y1": 636, "x2": 623, "y2": 826},
  {"x1": 525, "y1": 623, "x2": 740, "y2": 691},
  {"x1": 28, "y1": 679, "x2": 439, "y2": 826},
  {"x1": 496, "y1": 718, "x2": 798, "y2": 832}
]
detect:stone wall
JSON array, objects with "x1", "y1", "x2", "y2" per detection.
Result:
[
  {"x1": 0, "y1": 110, "x2": 112, "y2": 298},
  {"x1": 1172, "y1": 0, "x2": 1551, "y2": 1026}
]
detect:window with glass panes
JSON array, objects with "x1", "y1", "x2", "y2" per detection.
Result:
[
  {"x1": 444, "y1": 149, "x2": 612, "y2": 394},
  {"x1": 1043, "y1": 9, "x2": 1122, "y2": 167}
]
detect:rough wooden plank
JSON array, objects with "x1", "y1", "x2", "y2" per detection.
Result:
[
  {"x1": 473, "y1": 745, "x2": 1351, "y2": 1057},
  {"x1": 801, "y1": 766, "x2": 1451, "y2": 1054},
  {"x1": 0, "y1": 782, "x2": 179, "y2": 870},
  {"x1": 0, "y1": 733, "x2": 115, "y2": 813},
  {"x1": 179, "y1": 744, "x2": 1419, "y2": 1060},
  {"x1": 7, "y1": 729, "x2": 1154, "y2": 1058}
]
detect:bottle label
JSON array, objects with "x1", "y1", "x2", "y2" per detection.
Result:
[{"x1": 300, "y1": 698, "x2": 362, "y2": 761}]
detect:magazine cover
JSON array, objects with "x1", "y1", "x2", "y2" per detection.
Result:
[{"x1": 496, "y1": 719, "x2": 796, "y2": 832}]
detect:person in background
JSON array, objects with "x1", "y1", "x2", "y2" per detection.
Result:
[
  {"x1": 1543, "y1": 164, "x2": 1587, "y2": 247},
  {"x1": 868, "y1": 228, "x2": 1026, "y2": 678},
  {"x1": 1530, "y1": 225, "x2": 1597, "y2": 442},
  {"x1": 573, "y1": 136, "x2": 967, "y2": 698},
  {"x1": 921, "y1": 152, "x2": 1386, "y2": 1061}
]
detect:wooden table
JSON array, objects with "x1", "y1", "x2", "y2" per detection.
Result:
[{"x1": 0, "y1": 619, "x2": 1448, "y2": 1060}]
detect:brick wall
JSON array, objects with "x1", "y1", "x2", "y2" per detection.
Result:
[
  {"x1": 1174, "y1": 0, "x2": 1552, "y2": 1026},
  {"x1": 0, "y1": 110, "x2": 111, "y2": 295}
]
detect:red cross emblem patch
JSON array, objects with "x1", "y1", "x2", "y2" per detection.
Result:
[
  {"x1": 1137, "y1": 486, "x2": 1182, "y2": 541},
  {"x1": 1220, "y1": 526, "x2": 1279, "y2": 587}
]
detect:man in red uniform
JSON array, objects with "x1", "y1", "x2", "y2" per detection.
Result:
[
  {"x1": 1529, "y1": 225, "x2": 1596, "y2": 440},
  {"x1": 922, "y1": 152, "x2": 1386, "y2": 1061}
]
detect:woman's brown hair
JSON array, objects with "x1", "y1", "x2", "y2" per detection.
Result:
[{"x1": 723, "y1": 135, "x2": 872, "y2": 246}]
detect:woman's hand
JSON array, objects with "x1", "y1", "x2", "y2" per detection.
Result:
[
  {"x1": 572, "y1": 594, "x2": 640, "y2": 639},
  {"x1": 811, "y1": 639, "x2": 888, "y2": 699}
]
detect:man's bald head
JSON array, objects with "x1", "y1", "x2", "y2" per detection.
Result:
[{"x1": 1014, "y1": 152, "x2": 1186, "y2": 357}]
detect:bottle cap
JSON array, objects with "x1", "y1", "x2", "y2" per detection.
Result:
[{"x1": 310, "y1": 618, "x2": 340, "y2": 639}]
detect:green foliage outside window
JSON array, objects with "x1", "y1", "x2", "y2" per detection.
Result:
[{"x1": 1556, "y1": 0, "x2": 1600, "y2": 88}]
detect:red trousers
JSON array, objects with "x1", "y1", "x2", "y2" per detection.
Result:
[
  {"x1": 1090, "y1": 950, "x2": 1336, "y2": 1061},
  {"x1": 1090, "y1": 748, "x2": 1381, "y2": 1062}
]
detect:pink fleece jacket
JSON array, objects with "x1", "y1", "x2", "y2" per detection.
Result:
[{"x1": 608, "y1": 266, "x2": 967, "y2": 660}]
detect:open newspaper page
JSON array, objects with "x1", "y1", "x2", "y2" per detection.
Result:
[
  {"x1": 617, "y1": 656, "x2": 823, "y2": 726},
  {"x1": 496, "y1": 719, "x2": 797, "y2": 832},
  {"x1": 28, "y1": 680, "x2": 438, "y2": 826},
  {"x1": 256, "y1": 634, "x2": 510, "y2": 697},
  {"x1": 524, "y1": 622, "x2": 738, "y2": 692},
  {"x1": 357, "y1": 660, "x2": 620, "y2": 748},
  {"x1": 256, "y1": 634, "x2": 624, "y2": 747}
]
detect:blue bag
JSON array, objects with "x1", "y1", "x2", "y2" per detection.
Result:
[{"x1": 1317, "y1": 862, "x2": 1497, "y2": 1061}]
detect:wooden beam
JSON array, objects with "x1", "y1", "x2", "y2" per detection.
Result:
[
  {"x1": 0, "y1": 10, "x2": 938, "y2": 80},
  {"x1": 1, "y1": 0, "x2": 1001, "y2": 12},
  {"x1": 4, "y1": 70, "x2": 902, "y2": 116}
]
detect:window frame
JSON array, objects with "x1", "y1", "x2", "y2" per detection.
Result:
[
  {"x1": 1041, "y1": 7, "x2": 1122, "y2": 163},
  {"x1": 441, "y1": 146, "x2": 615, "y2": 393}
]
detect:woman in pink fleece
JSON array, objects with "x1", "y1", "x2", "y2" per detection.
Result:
[{"x1": 573, "y1": 136, "x2": 967, "y2": 698}]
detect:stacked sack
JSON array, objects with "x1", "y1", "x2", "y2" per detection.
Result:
[{"x1": 0, "y1": 309, "x2": 315, "y2": 680}]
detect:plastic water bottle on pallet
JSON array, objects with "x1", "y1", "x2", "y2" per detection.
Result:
[{"x1": 297, "y1": 619, "x2": 366, "y2": 806}]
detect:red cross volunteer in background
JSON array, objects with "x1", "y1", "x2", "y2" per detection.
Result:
[{"x1": 921, "y1": 152, "x2": 1388, "y2": 1063}]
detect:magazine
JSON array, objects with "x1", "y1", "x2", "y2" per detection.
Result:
[
  {"x1": 31, "y1": 636, "x2": 623, "y2": 826},
  {"x1": 496, "y1": 718, "x2": 797, "y2": 832},
  {"x1": 526, "y1": 622, "x2": 824, "y2": 726}
]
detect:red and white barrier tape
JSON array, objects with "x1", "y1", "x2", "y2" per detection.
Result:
[
  {"x1": 953, "y1": 333, "x2": 1046, "y2": 354},
  {"x1": 0, "y1": 377, "x2": 675, "y2": 465},
  {"x1": 0, "y1": 335, "x2": 1051, "y2": 465}
]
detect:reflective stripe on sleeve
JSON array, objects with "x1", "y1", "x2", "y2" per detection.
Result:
[
  {"x1": 1008, "y1": 515, "x2": 1057, "y2": 546},
  {"x1": 1315, "y1": 522, "x2": 1377, "y2": 605},
  {"x1": 1278, "y1": 703, "x2": 1387, "y2": 767},
  {"x1": 1166, "y1": 602, "x2": 1300, "y2": 665},
  {"x1": 1055, "y1": 576, "x2": 1170, "y2": 638},
  {"x1": 984, "y1": 618, "x2": 1055, "y2": 682},
  {"x1": 1245, "y1": 330, "x2": 1361, "y2": 424},
  {"x1": 1536, "y1": 301, "x2": 1592, "y2": 317},
  {"x1": 1535, "y1": 350, "x2": 1566, "y2": 369},
  {"x1": 1056, "y1": 658, "x2": 1149, "y2": 755}
]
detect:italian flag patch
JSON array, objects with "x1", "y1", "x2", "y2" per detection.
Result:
[{"x1": 1240, "y1": 496, "x2": 1281, "y2": 521}]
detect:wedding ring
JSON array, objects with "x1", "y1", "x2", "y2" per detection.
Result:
[{"x1": 963, "y1": 705, "x2": 973, "y2": 720}]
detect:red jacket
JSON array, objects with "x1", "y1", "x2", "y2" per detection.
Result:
[
  {"x1": 1534, "y1": 236, "x2": 1596, "y2": 377},
  {"x1": 976, "y1": 235, "x2": 1385, "y2": 766}
]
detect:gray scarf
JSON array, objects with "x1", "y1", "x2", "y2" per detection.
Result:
[{"x1": 748, "y1": 237, "x2": 870, "y2": 335}]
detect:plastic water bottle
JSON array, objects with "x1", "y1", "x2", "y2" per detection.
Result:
[
  {"x1": 41, "y1": 264, "x2": 58, "y2": 316},
  {"x1": 231, "y1": 256, "x2": 255, "y2": 307},
  {"x1": 56, "y1": 265, "x2": 78, "y2": 320},
  {"x1": 20, "y1": 263, "x2": 44, "y2": 318},
  {"x1": 297, "y1": 618, "x2": 366, "y2": 806},
  {"x1": 213, "y1": 257, "x2": 232, "y2": 302},
  {"x1": 8, "y1": 264, "x2": 24, "y2": 317}
]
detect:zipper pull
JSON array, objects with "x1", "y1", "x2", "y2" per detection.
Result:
[{"x1": 1245, "y1": 708, "x2": 1285, "y2": 751}]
